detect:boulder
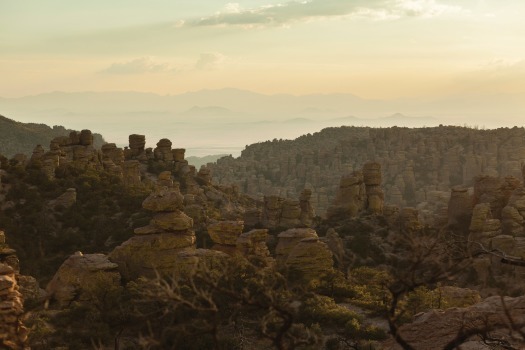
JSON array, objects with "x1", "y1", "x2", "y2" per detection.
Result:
[
  {"x1": 142, "y1": 186, "x2": 184, "y2": 212},
  {"x1": 46, "y1": 253, "x2": 121, "y2": 308},
  {"x1": 208, "y1": 221, "x2": 244, "y2": 246}
]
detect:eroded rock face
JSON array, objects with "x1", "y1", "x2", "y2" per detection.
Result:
[
  {"x1": 46, "y1": 252, "x2": 120, "y2": 308},
  {"x1": 384, "y1": 295, "x2": 525, "y2": 350},
  {"x1": 0, "y1": 263, "x2": 28, "y2": 350}
]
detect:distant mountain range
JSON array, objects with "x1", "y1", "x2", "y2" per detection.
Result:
[
  {"x1": 1, "y1": 88, "x2": 523, "y2": 157},
  {"x1": 0, "y1": 114, "x2": 104, "y2": 158}
]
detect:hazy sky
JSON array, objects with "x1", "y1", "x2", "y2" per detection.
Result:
[{"x1": 1, "y1": 0, "x2": 525, "y2": 99}]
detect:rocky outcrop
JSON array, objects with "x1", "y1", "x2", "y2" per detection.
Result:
[
  {"x1": 384, "y1": 295, "x2": 525, "y2": 350},
  {"x1": 109, "y1": 183, "x2": 196, "y2": 280},
  {"x1": 0, "y1": 263, "x2": 28, "y2": 350},
  {"x1": 46, "y1": 252, "x2": 120, "y2": 308}
]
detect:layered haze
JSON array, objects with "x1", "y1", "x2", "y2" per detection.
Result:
[{"x1": 1, "y1": 0, "x2": 524, "y2": 155}]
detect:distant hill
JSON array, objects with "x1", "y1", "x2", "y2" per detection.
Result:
[
  {"x1": 186, "y1": 154, "x2": 229, "y2": 169},
  {"x1": 0, "y1": 114, "x2": 105, "y2": 158}
]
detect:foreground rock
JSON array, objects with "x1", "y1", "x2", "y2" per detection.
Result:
[{"x1": 383, "y1": 295, "x2": 525, "y2": 349}]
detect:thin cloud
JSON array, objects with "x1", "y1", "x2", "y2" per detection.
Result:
[
  {"x1": 195, "y1": 53, "x2": 227, "y2": 70},
  {"x1": 100, "y1": 57, "x2": 176, "y2": 75},
  {"x1": 187, "y1": 0, "x2": 466, "y2": 28}
]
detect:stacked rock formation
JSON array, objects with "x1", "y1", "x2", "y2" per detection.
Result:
[
  {"x1": 46, "y1": 252, "x2": 120, "y2": 308},
  {"x1": 127, "y1": 134, "x2": 146, "y2": 159},
  {"x1": 109, "y1": 180, "x2": 196, "y2": 280},
  {"x1": 326, "y1": 162, "x2": 384, "y2": 220},
  {"x1": 0, "y1": 263, "x2": 28, "y2": 350},
  {"x1": 208, "y1": 126, "x2": 525, "y2": 216},
  {"x1": 154, "y1": 138, "x2": 174, "y2": 162},
  {"x1": 207, "y1": 220, "x2": 244, "y2": 255},
  {"x1": 275, "y1": 228, "x2": 333, "y2": 283}
]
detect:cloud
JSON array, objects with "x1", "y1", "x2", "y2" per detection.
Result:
[
  {"x1": 188, "y1": 0, "x2": 466, "y2": 28},
  {"x1": 195, "y1": 53, "x2": 227, "y2": 70},
  {"x1": 100, "y1": 57, "x2": 176, "y2": 74}
]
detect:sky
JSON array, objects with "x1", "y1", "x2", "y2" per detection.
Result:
[{"x1": 1, "y1": 0, "x2": 525, "y2": 100}]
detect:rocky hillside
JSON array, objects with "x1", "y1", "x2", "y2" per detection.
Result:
[
  {"x1": 0, "y1": 114, "x2": 104, "y2": 158},
  {"x1": 209, "y1": 125, "x2": 525, "y2": 215}
]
